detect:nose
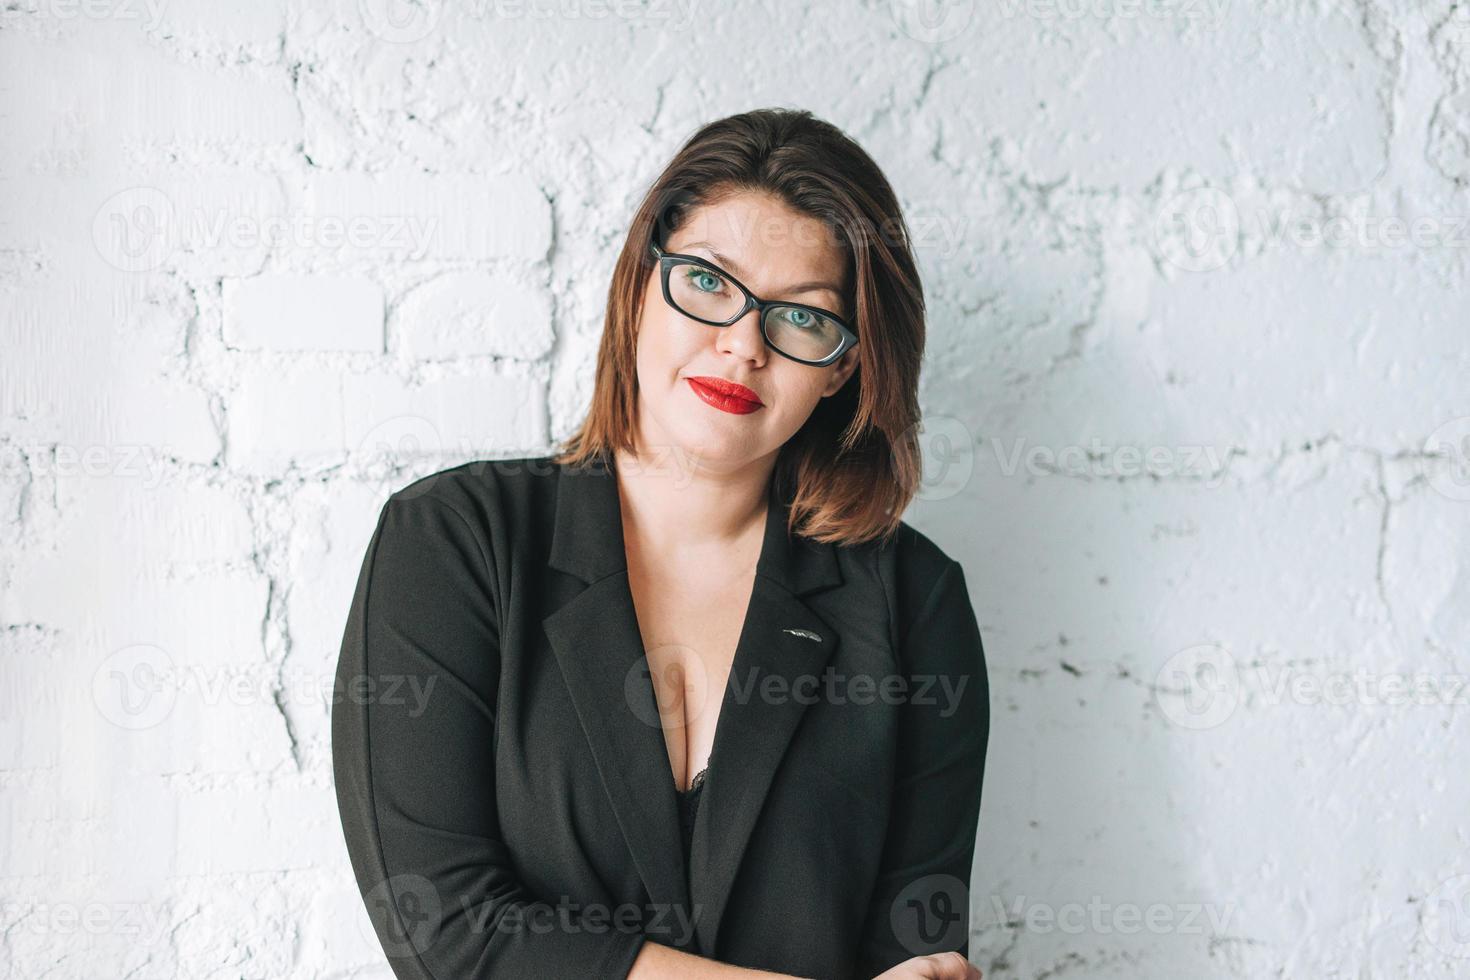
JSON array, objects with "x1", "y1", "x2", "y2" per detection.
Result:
[{"x1": 715, "y1": 307, "x2": 768, "y2": 365}]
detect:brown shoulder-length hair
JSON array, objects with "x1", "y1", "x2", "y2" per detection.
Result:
[{"x1": 552, "y1": 107, "x2": 928, "y2": 548}]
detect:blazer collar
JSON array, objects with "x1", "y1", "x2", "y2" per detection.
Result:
[{"x1": 541, "y1": 454, "x2": 844, "y2": 954}]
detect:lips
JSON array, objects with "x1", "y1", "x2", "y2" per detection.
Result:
[{"x1": 685, "y1": 375, "x2": 764, "y2": 415}]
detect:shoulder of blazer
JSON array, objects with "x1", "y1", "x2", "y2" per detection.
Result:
[
  {"x1": 375, "y1": 455, "x2": 557, "y2": 574},
  {"x1": 382, "y1": 455, "x2": 553, "y2": 517},
  {"x1": 858, "y1": 514, "x2": 968, "y2": 657}
]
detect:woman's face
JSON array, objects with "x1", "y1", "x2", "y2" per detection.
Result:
[{"x1": 631, "y1": 191, "x2": 860, "y2": 475}]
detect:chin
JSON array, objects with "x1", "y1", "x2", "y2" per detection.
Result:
[{"x1": 666, "y1": 417, "x2": 760, "y2": 470}]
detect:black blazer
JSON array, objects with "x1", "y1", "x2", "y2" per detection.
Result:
[{"x1": 331, "y1": 454, "x2": 990, "y2": 980}]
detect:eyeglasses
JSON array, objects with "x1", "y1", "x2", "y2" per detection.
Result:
[{"x1": 648, "y1": 242, "x2": 859, "y2": 367}]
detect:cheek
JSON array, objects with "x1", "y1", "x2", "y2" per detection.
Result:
[
  {"x1": 635, "y1": 308, "x2": 695, "y2": 386},
  {"x1": 769, "y1": 367, "x2": 830, "y2": 426},
  {"x1": 642, "y1": 308, "x2": 703, "y2": 366}
]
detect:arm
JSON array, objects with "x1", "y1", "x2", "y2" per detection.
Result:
[
  {"x1": 627, "y1": 943, "x2": 980, "y2": 980},
  {"x1": 854, "y1": 559, "x2": 991, "y2": 979},
  {"x1": 331, "y1": 491, "x2": 646, "y2": 979},
  {"x1": 628, "y1": 940, "x2": 806, "y2": 979}
]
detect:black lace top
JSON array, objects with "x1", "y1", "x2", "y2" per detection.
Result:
[{"x1": 675, "y1": 765, "x2": 708, "y2": 863}]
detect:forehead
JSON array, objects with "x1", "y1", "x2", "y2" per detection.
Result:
[{"x1": 671, "y1": 193, "x2": 847, "y2": 285}]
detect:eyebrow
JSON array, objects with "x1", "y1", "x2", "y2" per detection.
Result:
[{"x1": 677, "y1": 241, "x2": 844, "y2": 299}]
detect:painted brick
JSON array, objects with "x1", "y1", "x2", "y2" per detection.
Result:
[
  {"x1": 224, "y1": 274, "x2": 384, "y2": 352},
  {"x1": 394, "y1": 271, "x2": 554, "y2": 360}
]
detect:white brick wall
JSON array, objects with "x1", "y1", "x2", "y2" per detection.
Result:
[
  {"x1": 3, "y1": 2, "x2": 1469, "y2": 978},
  {"x1": 224, "y1": 274, "x2": 385, "y2": 352}
]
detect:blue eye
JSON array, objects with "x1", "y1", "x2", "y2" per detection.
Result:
[
  {"x1": 777, "y1": 307, "x2": 825, "y2": 331},
  {"x1": 685, "y1": 268, "x2": 725, "y2": 293}
]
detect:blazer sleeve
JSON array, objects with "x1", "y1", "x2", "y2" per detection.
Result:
[
  {"x1": 331, "y1": 491, "x2": 648, "y2": 980},
  {"x1": 853, "y1": 558, "x2": 991, "y2": 979}
]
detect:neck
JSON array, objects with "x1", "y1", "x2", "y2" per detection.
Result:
[{"x1": 612, "y1": 444, "x2": 775, "y2": 558}]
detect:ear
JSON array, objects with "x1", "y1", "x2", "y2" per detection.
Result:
[{"x1": 820, "y1": 348, "x2": 859, "y2": 397}]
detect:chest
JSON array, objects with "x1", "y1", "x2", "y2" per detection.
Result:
[{"x1": 626, "y1": 559, "x2": 758, "y2": 791}]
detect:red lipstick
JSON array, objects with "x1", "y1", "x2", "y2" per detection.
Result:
[{"x1": 685, "y1": 375, "x2": 764, "y2": 415}]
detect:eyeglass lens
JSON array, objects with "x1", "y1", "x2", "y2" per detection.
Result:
[{"x1": 667, "y1": 260, "x2": 846, "y2": 363}]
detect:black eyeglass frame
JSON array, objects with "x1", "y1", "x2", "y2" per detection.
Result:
[{"x1": 648, "y1": 241, "x2": 859, "y2": 367}]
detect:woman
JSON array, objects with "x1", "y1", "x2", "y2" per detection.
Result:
[{"x1": 332, "y1": 108, "x2": 989, "y2": 980}]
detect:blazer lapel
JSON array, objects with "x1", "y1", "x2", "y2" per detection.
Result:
[
  {"x1": 541, "y1": 456, "x2": 693, "y2": 932},
  {"x1": 686, "y1": 573, "x2": 841, "y2": 957},
  {"x1": 540, "y1": 454, "x2": 844, "y2": 955}
]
